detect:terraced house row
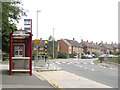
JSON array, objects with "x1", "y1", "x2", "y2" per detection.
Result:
[
  {"x1": 57, "y1": 38, "x2": 119, "y2": 56},
  {"x1": 33, "y1": 38, "x2": 119, "y2": 58}
]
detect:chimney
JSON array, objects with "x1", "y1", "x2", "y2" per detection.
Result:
[
  {"x1": 101, "y1": 41, "x2": 103, "y2": 44},
  {"x1": 96, "y1": 42, "x2": 98, "y2": 45},
  {"x1": 40, "y1": 38, "x2": 42, "y2": 41},
  {"x1": 73, "y1": 38, "x2": 75, "y2": 41},
  {"x1": 111, "y1": 42, "x2": 113, "y2": 45},
  {"x1": 81, "y1": 39, "x2": 83, "y2": 42}
]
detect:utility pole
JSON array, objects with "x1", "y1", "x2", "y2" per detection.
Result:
[{"x1": 53, "y1": 28, "x2": 54, "y2": 59}]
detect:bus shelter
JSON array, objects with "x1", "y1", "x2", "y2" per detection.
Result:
[{"x1": 9, "y1": 30, "x2": 32, "y2": 75}]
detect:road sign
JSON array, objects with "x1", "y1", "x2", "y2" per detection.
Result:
[
  {"x1": 34, "y1": 39, "x2": 40, "y2": 44},
  {"x1": 24, "y1": 19, "x2": 32, "y2": 32}
]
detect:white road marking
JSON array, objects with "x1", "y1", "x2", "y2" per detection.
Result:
[
  {"x1": 67, "y1": 62, "x2": 73, "y2": 65},
  {"x1": 84, "y1": 63, "x2": 87, "y2": 65},
  {"x1": 62, "y1": 62, "x2": 66, "y2": 64},
  {"x1": 55, "y1": 61, "x2": 61, "y2": 64},
  {"x1": 67, "y1": 63, "x2": 70, "y2": 65},
  {"x1": 90, "y1": 61, "x2": 95, "y2": 64},
  {"x1": 92, "y1": 69, "x2": 94, "y2": 71},
  {"x1": 79, "y1": 66, "x2": 82, "y2": 68},
  {"x1": 110, "y1": 68, "x2": 113, "y2": 69}
]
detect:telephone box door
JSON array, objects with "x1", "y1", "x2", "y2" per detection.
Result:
[{"x1": 13, "y1": 45, "x2": 25, "y2": 57}]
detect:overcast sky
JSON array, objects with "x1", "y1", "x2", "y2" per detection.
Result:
[{"x1": 17, "y1": 0, "x2": 119, "y2": 44}]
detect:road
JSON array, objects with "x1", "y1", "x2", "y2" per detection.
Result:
[{"x1": 52, "y1": 58, "x2": 118, "y2": 88}]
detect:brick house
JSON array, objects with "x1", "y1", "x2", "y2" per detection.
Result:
[
  {"x1": 57, "y1": 38, "x2": 83, "y2": 57},
  {"x1": 110, "y1": 42, "x2": 119, "y2": 53},
  {"x1": 99, "y1": 41, "x2": 114, "y2": 54},
  {"x1": 80, "y1": 39, "x2": 101, "y2": 54}
]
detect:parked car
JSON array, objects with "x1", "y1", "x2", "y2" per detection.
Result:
[
  {"x1": 99, "y1": 54, "x2": 116, "y2": 58},
  {"x1": 74, "y1": 55, "x2": 78, "y2": 58},
  {"x1": 107, "y1": 54, "x2": 116, "y2": 58},
  {"x1": 98, "y1": 54, "x2": 107, "y2": 58},
  {"x1": 81, "y1": 54, "x2": 92, "y2": 59}
]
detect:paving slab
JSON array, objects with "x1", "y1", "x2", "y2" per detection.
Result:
[
  {"x1": 37, "y1": 70, "x2": 112, "y2": 88},
  {"x1": 1, "y1": 64, "x2": 54, "y2": 89}
]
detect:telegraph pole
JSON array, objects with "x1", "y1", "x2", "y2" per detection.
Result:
[{"x1": 53, "y1": 28, "x2": 55, "y2": 59}]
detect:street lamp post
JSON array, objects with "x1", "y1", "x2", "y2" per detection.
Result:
[
  {"x1": 35, "y1": 10, "x2": 41, "y2": 69},
  {"x1": 37, "y1": 10, "x2": 41, "y2": 39}
]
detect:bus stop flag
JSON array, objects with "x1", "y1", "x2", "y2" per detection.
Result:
[{"x1": 24, "y1": 19, "x2": 32, "y2": 32}]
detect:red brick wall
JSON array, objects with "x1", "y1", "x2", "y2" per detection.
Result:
[{"x1": 58, "y1": 40, "x2": 70, "y2": 53}]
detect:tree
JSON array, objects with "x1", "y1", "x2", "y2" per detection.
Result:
[
  {"x1": 48, "y1": 35, "x2": 58, "y2": 58},
  {"x1": 48, "y1": 40, "x2": 58, "y2": 58},
  {"x1": 1, "y1": 1, "x2": 27, "y2": 53},
  {"x1": 57, "y1": 52, "x2": 69, "y2": 59}
]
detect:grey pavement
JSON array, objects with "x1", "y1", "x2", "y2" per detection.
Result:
[{"x1": 1, "y1": 63, "x2": 54, "y2": 89}]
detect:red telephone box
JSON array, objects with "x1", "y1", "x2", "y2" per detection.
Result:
[{"x1": 9, "y1": 30, "x2": 32, "y2": 75}]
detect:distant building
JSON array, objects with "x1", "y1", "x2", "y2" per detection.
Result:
[
  {"x1": 80, "y1": 39, "x2": 101, "y2": 54},
  {"x1": 57, "y1": 38, "x2": 83, "y2": 58},
  {"x1": 99, "y1": 41, "x2": 118, "y2": 54}
]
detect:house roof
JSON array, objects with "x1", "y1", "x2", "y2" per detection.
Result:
[
  {"x1": 102, "y1": 44, "x2": 114, "y2": 50},
  {"x1": 65, "y1": 39, "x2": 81, "y2": 47},
  {"x1": 111, "y1": 43, "x2": 118, "y2": 48},
  {"x1": 81, "y1": 41, "x2": 101, "y2": 49}
]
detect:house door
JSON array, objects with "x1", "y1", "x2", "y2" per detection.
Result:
[{"x1": 14, "y1": 45, "x2": 25, "y2": 57}]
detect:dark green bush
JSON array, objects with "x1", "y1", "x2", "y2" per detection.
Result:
[
  {"x1": 57, "y1": 52, "x2": 69, "y2": 59},
  {"x1": 69, "y1": 53, "x2": 77, "y2": 58}
]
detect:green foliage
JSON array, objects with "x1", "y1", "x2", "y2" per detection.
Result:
[
  {"x1": 106, "y1": 57, "x2": 119, "y2": 64},
  {"x1": 2, "y1": 1, "x2": 27, "y2": 53},
  {"x1": 98, "y1": 57, "x2": 120, "y2": 64},
  {"x1": 57, "y1": 52, "x2": 69, "y2": 59},
  {"x1": 47, "y1": 40, "x2": 58, "y2": 58},
  {"x1": 85, "y1": 51, "x2": 90, "y2": 54},
  {"x1": 114, "y1": 51, "x2": 120, "y2": 55},
  {"x1": 118, "y1": 58, "x2": 120, "y2": 64},
  {"x1": 69, "y1": 53, "x2": 76, "y2": 58}
]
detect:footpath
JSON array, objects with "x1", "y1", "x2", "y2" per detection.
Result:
[{"x1": 0, "y1": 63, "x2": 54, "y2": 89}]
